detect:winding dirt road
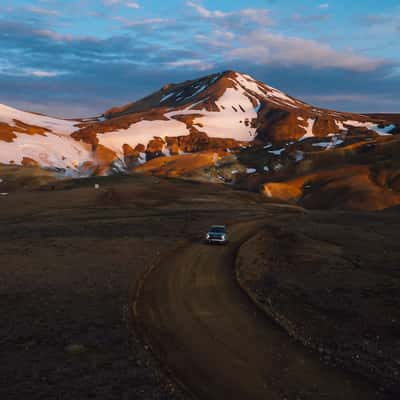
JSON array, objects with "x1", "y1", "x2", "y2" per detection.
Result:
[{"x1": 134, "y1": 219, "x2": 384, "y2": 400}]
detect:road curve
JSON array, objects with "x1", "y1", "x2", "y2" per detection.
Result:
[{"x1": 134, "y1": 219, "x2": 382, "y2": 400}]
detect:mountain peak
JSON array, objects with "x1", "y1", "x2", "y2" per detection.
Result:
[{"x1": 103, "y1": 69, "x2": 296, "y2": 119}]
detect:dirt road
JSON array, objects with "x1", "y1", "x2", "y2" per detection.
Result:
[{"x1": 135, "y1": 220, "x2": 386, "y2": 400}]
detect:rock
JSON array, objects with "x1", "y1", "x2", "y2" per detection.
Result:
[
  {"x1": 21, "y1": 157, "x2": 39, "y2": 167},
  {"x1": 146, "y1": 137, "x2": 165, "y2": 160},
  {"x1": 65, "y1": 343, "x2": 87, "y2": 355}
]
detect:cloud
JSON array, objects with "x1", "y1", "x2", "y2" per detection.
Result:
[
  {"x1": 291, "y1": 13, "x2": 330, "y2": 24},
  {"x1": 359, "y1": 14, "x2": 395, "y2": 25},
  {"x1": 102, "y1": 0, "x2": 121, "y2": 5},
  {"x1": 214, "y1": 30, "x2": 235, "y2": 41},
  {"x1": 186, "y1": 1, "x2": 227, "y2": 18},
  {"x1": 306, "y1": 93, "x2": 390, "y2": 103},
  {"x1": 103, "y1": 0, "x2": 140, "y2": 8},
  {"x1": 227, "y1": 31, "x2": 385, "y2": 72},
  {"x1": 194, "y1": 34, "x2": 231, "y2": 49},
  {"x1": 121, "y1": 18, "x2": 170, "y2": 27},
  {"x1": 25, "y1": 6, "x2": 60, "y2": 16},
  {"x1": 165, "y1": 59, "x2": 214, "y2": 71},
  {"x1": 194, "y1": 30, "x2": 236, "y2": 49},
  {"x1": 28, "y1": 70, "x2": 59, "y2": 78},
  {"x1": 126, "y1": 2, "x2": 140, "y2": 9},
  {"x1": 0, "y1": 1, "x2": 398, "y2": 117},
  {"x1": 305, "y1": 93, "x2": 400, "y2": 110},
  {"x1": 186, "y1": 1, "x2": 274, "y2": 27},
  {"x1": 34, "y1": 29, "x2": 75, "y2": 41},
  {"x1": 319, "y1": 3, "x2": 329, "y2": 8}
]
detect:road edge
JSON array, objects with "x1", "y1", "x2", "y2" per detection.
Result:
[{"x1": 130, "y1": 240, "x2": 198, "y2": 400}]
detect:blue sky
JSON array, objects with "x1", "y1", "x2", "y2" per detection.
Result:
[{"x1": 0, "y1": 0, "x2": 399, "y2": 117}]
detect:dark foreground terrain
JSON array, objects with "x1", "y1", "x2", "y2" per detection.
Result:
[
  {"x1": 237, "y1": 209, "x2": 400, "y2": 395},
  {"x1": 0, "y1": 172, "x2": 270, "y2": 399},
  {"x1": 0, "y1": 169, "x2": 399, "y2": 399}
]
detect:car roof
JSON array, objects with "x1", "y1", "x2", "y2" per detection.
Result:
[{"x1": 210, "y1": 225, "x2": 226, "y2": 229}]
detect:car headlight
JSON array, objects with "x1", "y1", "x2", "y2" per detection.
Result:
[
  {"x1": 221, "y1": 234, "x2": 226, "y2": 240},
  {"x1": 206, "y1": 234, "x2": 210, "y2": 239}
]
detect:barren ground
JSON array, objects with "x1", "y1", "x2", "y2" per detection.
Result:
[
  {"x1": 237, "y1": 209, "x2": 400, "y2": 395},
  {"x1": 1, "y1": 171, "x2": 399, "y2": 399},
  {"x1": 0, "y1": 173, "x2": 270, "y2": 399}
]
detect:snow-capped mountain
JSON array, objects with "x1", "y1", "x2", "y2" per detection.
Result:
[{"x1": 0, "y1": 70, "x2": 398, "y2": 175}]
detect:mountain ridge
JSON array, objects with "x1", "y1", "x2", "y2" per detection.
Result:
[{"x1": 0, "y1": 70, "x2": 398, "y2": 181}]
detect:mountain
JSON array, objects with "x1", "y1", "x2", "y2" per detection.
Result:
[
  {"x1": 72, "y1": 70, "x2": 397, "y2": 164},
  {"x1": 0, "y1": 70, "x2": 399, "y2": 210},
  {"x1": 1, "y1": 70, "x2": 397, "y2": 174}
]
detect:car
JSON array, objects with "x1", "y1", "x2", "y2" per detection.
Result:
[{"x1": 205, "y1": 225, "x2": 228, "y2": 245}]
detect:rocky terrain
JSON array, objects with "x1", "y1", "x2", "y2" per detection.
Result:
[
  {"x1": 0, "y1": 169, "x2": 275, "y2": 400},
  {"x1": 1, "y1": 163, "x2": 399, "y2": 399},
  {"x1": 236, "y1": 209, "x2": 400, "y2": 396}
]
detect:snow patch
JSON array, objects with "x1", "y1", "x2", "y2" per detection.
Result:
[
  {"x1": 160, "y1": 92, "x2": 176, "y2": 103},
  {"x1": 166, "y1": 86, "x2": 259, "y2": 141},
  {"x1": 269, "y1": 148, "x2": 285, "y2": 156},
  {"x1": 294, "y1": 151, "x2": 304, "y2": 162},
  {"x1": 0, "y1": 131, "x2": 93, "y2": 171},
  {"x1": 340, "y1": 120, "x2": 395, "y2": 136},
  {"x1": 187, "y1": 84, "x2": 208, "y2": 99},
  {"x1": 97, "y1": 119, "x2": 189, "y2": 158},
  {"x1": 299, "y1": 118, "x2": 315, "y2": 141},
  {"x1": 162, "y1": 145, "x2": 171, "y2": 157},
  {"x1": 312, "y1": 137, "x2": 344, "y2": 149},
  {"x1": 0, "y1": 104, "x2": 78, "y2": 135}
]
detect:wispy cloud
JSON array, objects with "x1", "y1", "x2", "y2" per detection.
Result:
[
  {"x1": 119, "y1": 17, "x2": 170, "y2": 27},
  {"x1": 102, "y1": 0, "x2": 120, "y2": 5},
  {"x1": 126, "y1": 2, "x2": 140, "y2": 9},
  {"x1": 306, "y1": 93, "x2": 400, "y2": 108},
  {"x1": 0, "y1": 0, "x2": 398, "y2": 116},
  {"x1": 291, "y1": 13, "x2": 330, "y2": 24},
  {"x1": 165, "y1": 59, "x2": 214, "y2": 71},
  {"x1": 227, "y1": 31, "x2": 385, "y2": 72},
  {"x1": 29, "y1": 70, "x2": 59, "y2": 78},
  {"x1": 186, "y1": 1, "x2": 273, "y2": 26},
  {"x1": 186, "y1": 1, "x2": 228, "y2": 18},
  {"x1": 103, "y1": 0, "x2": 140, "y2": 8},
  {"x1": 25, "y1": 6, "x2": 60, "y2": 16},
  {"x1": 35, "y1": 29, "x2": 75, "y2": 41}
]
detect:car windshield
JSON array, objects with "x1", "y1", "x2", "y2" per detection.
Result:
[{"x1": 210, "y1": 227, "x2": 225, "y2": 233}]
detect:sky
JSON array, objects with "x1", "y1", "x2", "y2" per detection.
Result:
[{"x1": 0, "y1": 0, "x2": 399, "y2": 117}]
